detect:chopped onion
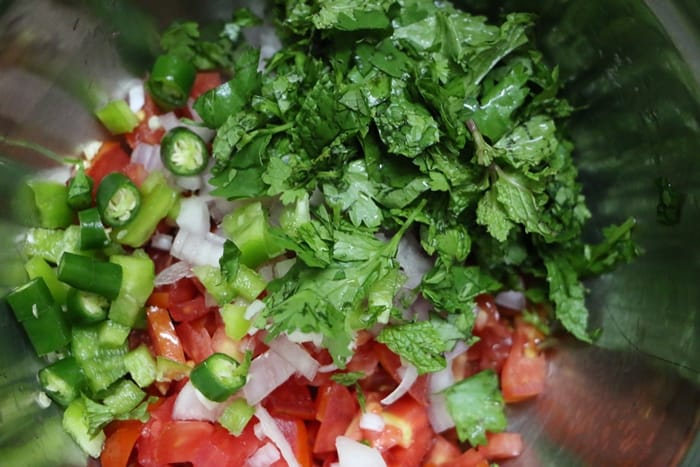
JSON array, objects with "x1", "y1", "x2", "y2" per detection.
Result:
[
  {"x1": 428, "y1": 367, "x2": 454, "y2": 394},
  {"x1": 158, "y1": 110, "x2": 215, "y2": 143},
  {"x1": 268, "y1": 334, "x2": 320, "y2": 381},
  {"x1": 150, "y1": 233, "x2": 173, "y2": 251},
  {"x1": 380, "y1": 362, "x2": 418, "y2": 405},
  {"x1": 35, "y1": 391, "x2": 52, "y2": 409},
  {"x1": 285, "y1": 330, "x2": 324, "y2": 347},
  {"x1": 171, "y1": 229, "x2": 223, "y2": 267},
  {"x1": 246, "y1": 442, "x2": 281, "y2": 467},
  {"x1": 257, "y1": 263, "x2": 275, "y2": 282},
  {"x1": 176, "y1": 196, "x2": 210, "y2": 236},
  {"x1": 131, "y1": 143, "x2": 163, "y2": 172},
  {"x1": 336, "y1": 436, "x2": 387, "y2": 467},
  {"x1": 359, "y1": 412, "x2": 385, "y2": 432},
  {"x1": 427, "y1": 393, "x2": 455, "y2": 433},
  {"x1": 396, "y1": 231, "x2": 433, "y2": 290},
  {"x1": 174, "y1": 175, "x2": 203, "y2": 192},
  {"x1": 495, "y1": 290, "x2": 527, "y2": 311},
  {"x1": 242, "y1": 350, "x2": 296, "y2": 405},
  {"x1": 158, "y1": 112, "x2": 180, "y2": 131},
  {"x1": 127, "y1": 83, "x2": 145, "y2": 112},
  {"x1": 244, "y1": 300, "x2": 266, "y2": 321},
  {"x1": 273, "y1": 258, "x2": 296, "y2": 278},
  {"x1": 79, "y1": 140, "x2": 103, "y2": 161},
  {"x1": 254, "y1": 405, "x2": 300, "y2": 467},
  {"x1": 445, "y1": 340, "x2": 469, "y2": 361},
  {"x1": 154, "y1": 261, "x2": 193, "y2": 286},
  {"x1": 317, "y1": 363, "x2": 339, "y2": 373},
  {"x1": 172, "y1": 380, "x2": 224, "y2": 422}
]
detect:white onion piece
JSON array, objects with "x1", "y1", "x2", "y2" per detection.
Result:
[
  {"x1": 336, "y1": 436, "x2": 387, "y2": 467},
  {"x1": 176, "y1": 196, "x2": 210, "y2": 236},
  {"x1": 381, "y1": 363, "x2": 418, "y2": 405},
  {"x1": 150, "y1": 233, "x2": 173, "y2": 251},
  {"x1": 172, "y1": 380, "x2": 224, "y2": 422},
  {"x1": 158, "y1": 112, "x2": 180, "y2": 131},
  {"x1": 175, "y1": 175, "x2": 203, "y2": 192},
  {"x1": 396, "y1": 232, "x2": 433, "y2": 290},
  {"x1": 254, "y1": 405, "x2": 300, "y2": 467},
  {"x1": 273, "y1": 258, "x2": 296, "y2": 278},
  {"x1": 246, "y1": 442, "x2": 281, "y2": 467},
  {"x1": 187, "y1": 98, "x2": 203, "y2": 122},
  {"x1": 128, "y1": 83, "x2": 145, "y2": 112},
  {"x1": 427, "y1": 393, "x2": 455, "y2": 433},
  {"x1": 268, "y1": 334, "x2": 320, "y2": 381},
  {"x1": 39, "y1": 166, "x2": 72, "y2": 184},
  {"x1": 428, "y1": 366, "x2": 455, "y2": 394},
  {"x1": 286, "y1": 330, "x2": 324, "y2": 347},
  {"x1": 359, "y1": 412, "x2": 385, "y2": 432},
  {"x1": 253, "y1": 422, "x2": 265, "y2": 440},
  {"x1": 244, "y1": 300, "x2": 266, "y2": 321},
  {"x1": 257, "y1": 264, "x2": 275, "y2": 282},
  {"x1": 154, "y1": 261, "x2": 193, "y2": 286},
  {"x1": 131, "y1": 143, "x2": 163, "y2": 172},
  {"x1": 317, "y1": 363, "x2": 339, "y2": 373},
  {"x1": 445, "y1": 340, "x2": 469, "y2": 361},
  {"x1": 242, "y1": 350, "x2": 296, "y2": 405},
  {"x1": 185, "y1": 124, "x2": 216, "y2": 143},
  {"x1": 495, "y1": 290, "x2": 527, "y2": 311},
  {"x1": 206, "y1": 231, "x2": 227, "y2": 245},
  {"x1": 171, "y1": 230, "x2": 223, "y2": 267},
  {"x1": 159, "y1": 109, "x2": 216, "y2": 143}
]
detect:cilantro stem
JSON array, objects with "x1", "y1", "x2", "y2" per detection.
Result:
[{"x1": 0, "y1": 135, "x2": 78, "y2": 165}]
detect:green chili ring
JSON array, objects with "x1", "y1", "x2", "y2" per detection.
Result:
[
  {"x1": 160, "y1": 127, "x2": 210, "y2": 176},
  {"x1": 146, "y1": 54, "x2": 196, "y2": 110},
  {"x1": 96, "y1": 172, "x2": 141, "y2": 227}
]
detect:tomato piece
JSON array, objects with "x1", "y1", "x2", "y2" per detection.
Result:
[
  {"x1": 86, "y1": 141, "x2": 130, "y2": 195},
  {"x1": 190, "y1": 71, "x2": 223, "y2": 100},
  {"x1": 346, "y1": 339, "x2": 379, "y2": 376},
  {"x1": 264, "y1": 377, "x2": 317, "y2": 421},
  {"x1": 313, "y1": 382, "x2": 359, "y2": 454},
  {"x1": 382, "y1": 396, "x2": 433, "y2": 467},
  {"x1": 275, "y1": 416, "x2": 313, "y2": 467},
  {"x1": 146, "y1": 306, "x2": 186, "y2": 363},
  {"x1": 501, "y1": 320, "x2": 546, "y2": 403},
  {"x1": 147, "y1": 291, "x2": 170, "y2": 309},
  {"x1": 176, "y1": 319, "x2": 214, "y2": 363},
  {"x1": 169, "y1": 295, "x2": 209, "y2": 322},
  {"x1": 477, "y1": 432, "x2": 524, "y2": 461},
  {"x1": 374, "y1": 342, "x2": 429, "y2": 406},
  {"x1": 451, "y1": 448, "x2": 489, "y2": 467},
  {"x1": 159, "y1": 421, "x2": 217, "y2": 464},
  {"x1": 423, "y1": 435, "x2": 462, "y2": 467},
  {"x1": 191, "y1": 422, "x2": 261, "y2": 467},
  {"x1": 469, "y1": 295, "x2": 513, "y2": 374},
  {"x1": 125, "y1": 94, "x2": 164, "y2": 148},
  {"x1": 168, "y1": 277, "x2": 199, "y2": 304},
  {"x1": 211, "y1": 324, "x2": 244, "y2": 360},
  {"x1": 100, "y1": 420, "x2": 143, "y2": 467},
  {"x1": 120, "y1": 162, "x2": 148, "y2": 187}
]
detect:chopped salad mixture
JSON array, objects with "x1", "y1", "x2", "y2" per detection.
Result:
[{"x1": 6, "y1": 1, "x2": 638, "y2": 466}]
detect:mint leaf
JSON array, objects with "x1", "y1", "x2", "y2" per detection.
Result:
[
  {"x1": 331, "y1": 371, "x2": 365, "y2": 386},
  {"x1": 220, "y1": 240, "x2": 241, "y2": 282}
]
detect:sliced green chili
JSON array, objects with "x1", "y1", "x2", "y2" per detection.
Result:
[
  {"x1": 96, "y1": 172, "x2": 141, "y2": 227},
  {"x1": 66, "y1": 287, "x2": 109, "y2": 324},
  {"x1": 57, "y1": 252, "x2": 123, "y2": 300},
  {"x1": 218, "y1": 398, "x2": 255, "y2": 436},
  {"x1": 190, "y1": 352, "x2": 249, "y2": 402},
  {"x1": 95, "y1": 100, "x2": 140, "y2": 135},
  {"x1": 24, "y1": 256, "x2": 69, "y2": 305},
  {"x1": 63, "y1": 397, "x2": 106, "y2": 458},
  {"x1": 38, "y1": 357, "x2": 86, "y2": 407},
  {"x1": 123, "y1": 344, "x2": 157, "y2": 388},
  {"x1": 27, "y1": 179, "x2": 74, "y2": 229},
  {"x1": 160, "y1": 127, "x2": 210, "y2": 176},
  {"x1": 146, "y1": 54, "x2": 196, "y2": 110},
  {"x1": 78, "y1": 207, "x2": 110, "y2": 250},
  {"x1": 67, "y1": 166, "x2": 95, "y2": 211}
]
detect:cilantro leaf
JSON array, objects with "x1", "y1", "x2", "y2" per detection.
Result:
[
  {"x1": 220, "y1": 240, "x2": 241, "y2": 282},
  {"x1": 444, "y1": 370, "x2": 507, "y2": 446},
  {"x1": 331, "y1": 371, "x2": 365, "y2": 386}
]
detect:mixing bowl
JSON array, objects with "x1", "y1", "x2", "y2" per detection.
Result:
[{"x1": 1, "y1": 0, "x2": 698, "y2": 465}]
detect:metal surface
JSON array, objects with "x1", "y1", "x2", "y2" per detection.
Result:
[{"x1": 0, "y1": 1, "x2": 698, "y2": 466}]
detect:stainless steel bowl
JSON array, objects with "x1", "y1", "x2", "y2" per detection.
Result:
[{"x1": 1, "y1": 1, "x2": 698, "y2": 466}]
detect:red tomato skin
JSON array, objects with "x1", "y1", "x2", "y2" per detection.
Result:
[
  {"x1": 501, "y1": 320, "x2": 547, "y2": 403},
  {"x1": 274, "y1": 416, "x2": 313, "y2": 467},
  {"x1": 451, "y1": 448, "x2": 490, "y2": 467},
  {"x1": 264, "y1": 377, "x2": 317, "y2": 421},
  {"x1": 146, "y1": 306, "x2": 186, "y2": 364},
  {"x1": 191, "y1": 423, "x2": 261, "y2": 467},
  {"x1": 100, "y1": 420, "x2": 143, "y2": 467},
  {"x1": 86, "y1": 142, "x2": 130, "y2": 195},
  {"x1": 382, "y1": 396, "x2": 434, "y2": 467},
  {"x1": 423, "y1": 435, "x2": 462, "y2": 467},
  {"x1": 313, "y1": 382, "x2": 359, "y2": 454},
  {"x1": 374, "y1": 342, "x2": 429, "y2": 406},
  {"x1": 190, "y1": 71, "x2": 224, "y2": 99},
  {"x1": 176, "y1": 319, "x2": 214, "y2": 363},
  {"x1": 125, "y1": 94, "x2": 164, "y2": 148},
  {"x1": 477, "y1": 432, "x2": 524, "y2": 461},
  {"x1": 169, "y1": 295, "x2": 209, "y2": 322}
]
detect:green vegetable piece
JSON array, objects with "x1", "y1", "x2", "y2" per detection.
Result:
[
  {"x1": 160, "y1": 127, "x2": 210, "y2": 176},
  {"x1": 23, "y1": 226, "x2": 82, "y2": 264},
  {"x1": 218, "y1": 398, "x2": 255, "y2": 436},
  {"x1": 27, "y1": 179, "x2": 73, "y2": 229},
  {"x1": 147, "y1": 54, "x2": 196, "y2": 110},
  {"x1": 102, "y1": 379, "x2": 146, "y2": 414},
  {"x1": 66, "y1": 287, "x2": 109, "y2": 324},
  {"x1": 67, "y1": 166, "x2": 95, "y2": 211},
  {"x1": 98, "y1": 320, "x2": 131, "y2": 348},
  {"x1": 231, "y1": 264, "x2": 267, "y2": 301},
  {"x1": 108, "y1": 252, "x2": 155, "y2": 327},
  {"x1": 24, "y1": 255, "x2": 69, "y2": 305},
  {"x1": 124, "y1": 344, "x2": 157, "y2": 388},
  {"x1": 38, "y1": 357, "x2": 86, "y2": 407},
  {"x1": 221, "y1": 201, "x2": 279, "y2": 268},
  {"x1": 5, "y1": 277, "x2": 71, "y2": 355},
  {"x1": 96, "y1": 172, "x2": 142, "y2": 227},
  {"x1": 444, "y1": 370, "x2": 507, "y2": 446},
  {"x1": 95, "y1": 100, "x2": 140, "y2": 135},
  {"x1": 78, "y1": 207, "x2": 110, "y2": 250},
  {"x1": 62, "y1": 397, "x2": 106, "y2": 458},
  {"x1": 220, "y1": 300, "x2": 251, "y2": 341},
  {"x1": 155, "y1": 356, "x2": 191, "y2": 382},
  {"x1": 57, "y1": 252, "x2": 123, "y2": 300},
  {"x1": 190, "y1": 352, "x2": 249, "y2": 402}
]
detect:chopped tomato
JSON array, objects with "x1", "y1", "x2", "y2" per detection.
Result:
[
  {"x1": 313, "y1": 382, "x2": 359, "y2": 454},
  {"x1": 170, "y1": 295, "x2": 209, "y2": 322},
  {"x1": 501, "y1": 320, "x2": 547, "y2": 403},
  {"x1": 138, "y1": 420, "x2": 215, "y2": 465},
  {"x1": 146, "y1": 291, "x2": 170, "y2": 309},
  {"x1": 125, "y1": 94, "x2": 164, "y2": 148},
  {"x1": 191, "y1": 422, "x2": 261, "y2": 467},
  {"x1": 100, "y1": 420, "x2": 143, "y2": 467},
  {"x1": 374, "y1": 342, "x2": 429, "y2": 406},
  {"x1": 168, "y1": 277, "x2": 199, "y2": 304},
  {"x1": 190, "y1": 71, "x2": 224, "y2": 100},
  {"x1": 264, "y1": 377, "x2": 317, "y2": 421},
  {"x1": 176, "y1": 319, "x2": 214, "y2": 363},
  {"x1": 451, "y1": 448, "x2": 489, "y2": 467},
  {"x1": 469, "y1": 295, "x2": 513, "y2": 374},
  {"x1": 477, "y1": 432, "x2": 524, "y2": 461},
  {"x1": 85, "y1": 141, "x2": 130, "y2": 195},
  {"x1": 275, "y1": 416, "x2": 313, "y2": 467},
  {"x1": 423, "y1": 435, "x2": 462, "y2": 467},
  {"x1": 211, "y1": 324, "x2": 244, "y2": 360},
  {"x1": 346, "y1": 339, "x2": 379, "y2": 376},
  {"x1": 146, "y1": 306, "x2": 186, "y2": 363},
  {"x1": 382, "y1": 396, "x2": 434, "y2": 467},
  {"x1": 121, "y1": 162, "x2": 148, "y2": 187}
]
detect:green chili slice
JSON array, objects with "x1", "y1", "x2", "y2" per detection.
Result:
[
  {"x1": 67, "y1": 166, "x2": 95, "y2": 211},
  {"x1": 57, "y1": 252, "x2": 123, "y2": 300},
  {"x1": 160, "y1": 127, "x2": 210, "y2": 176},
  {"x1": 96, "y1": 172, "x2": 141, "y2": 227},
  {"x1": 78, "y1": 207, "x2": 110, "y2": 250},
  {"x1": 146, "y1": 54, "x2": 196, "y2": 110},
  {"x1": 190, "y1": 353, "x2": 249, "y2": 402},
  {"x1": 95, "y1": 100, "x2": 140, "y2": 135}
]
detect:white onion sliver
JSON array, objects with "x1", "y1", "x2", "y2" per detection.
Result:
[
  {"x1": 244, "y1": 300, "x2": 266, "y2": 320},
  {"x1": 151, "y1": 233, "x2": 173, "y2": 251},
  {"x1": 381, "y1": 363, "x2": 418, "y2": 405},
  {"x1": 171, "y1": 229, "x2": 223, "y2": 267},
  {"x1": 242, "y1": 350, "x2": 296, "y2": 405},
  {"x1": 285, "y1": 330, "x2": 324, "y2": 347},
  {"x1": 128, "y1": 83, "x2": 145, "y2": 113},
  {"x1": 428, "y1": 366, "x2": 455, "y2": 394},
  {"x1": 359, "y1": 412, "x2": 385, "y2": 432},
  {"x1": 257, "y1": 264, "x2": 275, "y2": 282},
  {"x1": 254, "y1": 405, "x2": 300, "y2": 467},
  {"x1": 246, "y1": 442, "x2": 281, "y2": 467},
  {"x1": 495, "y1": 290, "x2": 527, "y2": 311},
  {"x1": 172, "y1": 380, "x2": 224, "y2": 422},
  {"x1": 317, "y1": 363, "x2": 339, "y2": 373},
  {"x1": 175, "y1": 175, "x2": 203, "y2": 192},
  {"x1": 268, "y1": 334, "x2": 320, "y2": 381},
  {"x1": 445, "y1": 340, "x2": 469, "y2": 361},
  {"x1": 427, "y1": 393, "x2": 455, "y2": 433},
  {"x1": 131, "y1": 143, "x2": 163, "y2": 172},
  {"x1": 176, "y1": 196, "x2": 210, "y2": 236},
  {"x1": 158, "y1": 112, "x2": 180, "y2": 131},
  {"x1": 273, "y1": 258, "x2": 296, "y2": 278},
  {"x1": 336, "y1": 436, "x2": 387, "y2": 467},
  {"x1": 396, "y1": 232, "x2": 433, "y2": 290},
  {"x1": 154, "y1": 261, "x2": 193, "y2": 286}
]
